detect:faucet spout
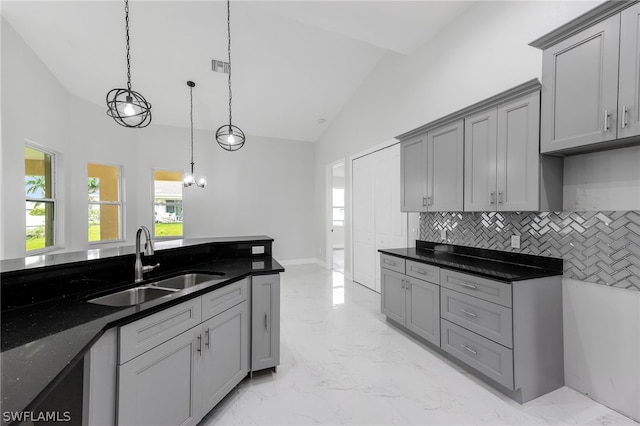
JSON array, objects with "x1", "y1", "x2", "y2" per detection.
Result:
[{"x1": 135, "y1": 226, "x2": 158, "y2": 283}]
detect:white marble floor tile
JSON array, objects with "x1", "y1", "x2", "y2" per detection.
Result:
[{"x1": 200, "y1": 265, "x2": 637, "y2": 426}]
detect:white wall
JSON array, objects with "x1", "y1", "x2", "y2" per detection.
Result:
[
  {"x1": 312, "y1": 0, "x2": 640, "y2": 421},
  {"x1": 1, "y1": 18, "x2": 315, "y2": 263},
  {"x1": 563, "y1": 279, "x2": 640, "y2": 421}
]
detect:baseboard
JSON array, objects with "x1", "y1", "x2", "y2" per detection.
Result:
[{"x1": 278, "y1": 258, "x2": 320, "y2": 266}]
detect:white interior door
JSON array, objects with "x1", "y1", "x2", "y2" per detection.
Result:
[
  {"x1": 352, "y1": 144, "x2": 407, "y2": 293},
  {"x1": 374, "y1": 144, "x2": 407, "y2": 293},
  {"x1": 352, "y1": 154, "x2": 375, "y2": 290}
]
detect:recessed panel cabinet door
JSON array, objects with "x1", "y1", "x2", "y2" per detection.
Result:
[
  {"x1": 405, "y1": 276, "x2": 440, "y2": 346},
  {"x1": 540, "y1": 13, "x2": 620, "y2": 153},
  {"x1": 428, "y1": 120, "x2": 464, "y2": 212},
  {"x1": 201, "y1": 301, "x2": 249, "y2": 410},
  {"x1": 400, "y1": 135, "x2": 428, "y2": 212},
  {"x1": 497, "y1": 91, "x2": 540, "y2": 211},
  {"x1": 464, "y1": 108, "x2": 497, "y2": 212},
  {"x1": 118, "y1": 327, "x2": 201, "y2": 426},
  {"x1": 618, "y1": 2, "x2": 640, "y2": 139},
  {"x1": 380, "y1": 268, "x2": 406, "y2": 324},
  {"x1": 251, "y1": 275, "x2": 280, "y2": 372}
]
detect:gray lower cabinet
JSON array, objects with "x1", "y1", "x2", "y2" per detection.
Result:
[
  {"x1": 251, "y1": 274, "x2": 280, "y2": 372},
  {"x1": 116, "y1": 279, "x2": 251, "y2": 425},
  {"x1": 380, "y1": 256, "x2": 564, "y2": 404},
  {"x1": 381, "y1": 258, "x2": 440, "y2": 346}
]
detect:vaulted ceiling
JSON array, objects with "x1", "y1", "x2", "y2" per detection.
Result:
[{"x1": 2, "y1": 1, "x2": 475, "y2": 142}]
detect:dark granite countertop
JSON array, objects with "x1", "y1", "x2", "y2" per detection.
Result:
[
  {"x1": 1, "y1": 237, "x2": 284, "y2": 419},
  {"x1": 379, "y1": 241, "x2": 562, "y2": 282}
]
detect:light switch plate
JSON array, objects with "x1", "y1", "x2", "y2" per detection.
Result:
[
  {"x1": 252, "y1": 245, "x2": 265, "y2": 255},
  {"x1": 440, "y1": 229, "x2": 447, "y2": 240},
  {"x1": 511, "y1": 235, "x2": 521, "y2": 249}
]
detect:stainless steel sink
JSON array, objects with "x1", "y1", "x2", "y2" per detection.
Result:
[
  {"x1": 149, "y1": 273, "x2": 225, "y2": 290},
  {"x1": 88, "y1": 286, "x2": 177, "y2": 307}
]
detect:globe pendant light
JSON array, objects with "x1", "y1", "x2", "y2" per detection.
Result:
[
  {"x1": 183, "y1": 81, "x2": 206, "y2": 188},
  {"x1": 106, "y1": 0, "x2": 152, "y2": 128},
  {"x1": 216, "y1": 0, "x2": 245, "y2": 151}
]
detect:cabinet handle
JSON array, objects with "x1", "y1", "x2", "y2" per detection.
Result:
[
  {"x1": 490, "y1": 191, "x2": 496, "y2": 205},
  {"x1": 197, "y1": 335, "x2": 202, "y2": 355},
  {"x1": 460, "y1": 309, "x2": 477, "y2": 318},
  {"x1": 414, "y1": 268, "x2": 427, "y2": 275},
  {"x1": 385, "y1": 259, "x2": 396, "y2": 267},
  {"x1": 264, "y1": 313, "x2": 268, "y2": 331},
  {"x1": 604, "y1": 110, "x2": 611, "y2": 132},
  {"x1": 498, "y1": 191, "x2": 503, "y2": 204},
  {"x1": 459, "y1": 282, "x2": 478, "y2": 290},
  {"x1": 401, "y1": 278, "x2": 405, "y2": 289},
  {"x1": 205, "y1": 328, "x2": 210, "y2": 349},
  {"x1": 427, "y1": 196, "x2": 433, "y2": 206},
  {"x1": 461, "y1": 345, "x2": 478, "y2": 355},
  {"x1": 423, "y1": 196, "x2": 427, "y2": 207},
  {"x1": 622, "y1": 105, "x2": 628, "y2": 129}
]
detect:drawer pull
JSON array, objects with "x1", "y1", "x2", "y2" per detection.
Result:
[
  {"x1": 460, "y1": 309, "x2": 477, "y2": 318},
  {"x1": 385, "y1": 259, "x2": 397, "y2": 266},
  {"x1": 414, "y1": 268, "x2": 427, "y2": 275},
  {"x1": 459, "y1": 282, "x2": 477, "y2": 290},
  {"x1": 461, "y1": 345, "x2": 478, "y2": 356}
]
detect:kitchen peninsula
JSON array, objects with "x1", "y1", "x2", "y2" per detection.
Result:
[{"x1": 1, "y1": 235, "x2": 284, "y2": 425}]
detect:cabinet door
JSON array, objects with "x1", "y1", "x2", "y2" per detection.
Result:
[
  {"x1": 540, "y1": 13, "x2": 620, "y2": 153},
  {"x1": 619, "y1": 3, "x2": 640, "y2": 139},
  {"x1": 251, "y1": 275, "x2": 280, "y2": 372},
  {"x1": 405, "y1": 276, "x2": 440, "y2": 346},
  {"x1": 428, "y1": 120, "x2": 464, "y2": 212},
  {"x1": 464, "y1": 108, "x2": 498, "y2": 211},
  {"x1": 400, "y1": 135, "x2": 428, "y2": 212},
  {"x1": 497, "y1": 91, "x2": 540, "y2": 211},
  {"x1": 201, "y1": 301, "x2": 249, "y2": 411},
  {"x1": 118, "y1": 327, "x2": 201, "y2": 426},
  {"x1": 380, "y1": 268, "x2": 406, "y2": 324}
]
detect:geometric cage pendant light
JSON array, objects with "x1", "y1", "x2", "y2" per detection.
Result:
[
  {"x1": 106, "y1": 0, "x2": 152, "y2": 128},
  {"x1": 216, "y1": 0, "x2": 245, "y2": 151},
  {"x1": 183, "y1": 81, "x2": 206, "y2": 188}
]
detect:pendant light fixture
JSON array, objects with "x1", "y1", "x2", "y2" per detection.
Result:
[
  {"x1": 183, "y1": 81, "x2": 206, "y2": 188},
  {"x1": 106, "y1": 0, "x2": 152, "y2": 128},
  {"x1": 216, "y1": 0, "x2": 245, "y2": 151}
]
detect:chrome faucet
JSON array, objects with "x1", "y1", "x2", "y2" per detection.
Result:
[{"x1": 134, "y1": 226, "x2": 160, "y2": 283}]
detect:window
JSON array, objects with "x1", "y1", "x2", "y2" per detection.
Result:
[
  {"x1": 332, "y1": 188, "x2": 345, "y2": 227},
  {"x1": 25, "y1": 146, "x2": 55, "y2": 252},
  {"x1": 88, "y1": 163, "x2": 123, "y2": 242},
  {"x1": 153, "y1": 170, "x2": 183, "y2": 238}
]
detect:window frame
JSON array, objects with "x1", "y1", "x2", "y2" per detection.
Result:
[
  {"x1": 151, "y1": 168, "x2": 184, "y2": 240},
  {"x1": 24, "y1": 143, "x2": 58, "y2": 255},
  {"x1": 87, "y1": 161, "x2": 125, "y2": 245}
]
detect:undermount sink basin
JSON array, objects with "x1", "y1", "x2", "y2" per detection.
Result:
[
  {"x1": 149, "y1": 272, "x2": 225, "y2": 290},
  {"x1": 88, "y1": 286, "x2": 177, "y2": 307}
]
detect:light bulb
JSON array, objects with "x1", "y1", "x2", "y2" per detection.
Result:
[
  {"x1": 183, "y1": 173, "x2": 194, "y2": 186},
  {"x1": 197, "y1": 178, "x2": 207, "y2": 187},
  {"x1": 123, "y1": 103, "x2": 135, "y2": 116},
  {"x1": 227, "y1": 134, "x2": 235, "y2": 144}
]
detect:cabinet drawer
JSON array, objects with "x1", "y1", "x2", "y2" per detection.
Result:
[
  {"x1": 119, "y1": 297, "x2": 202, "y2": 364},
  {"x1": 202, "y1": 278, "x2": 248, "y2": 321},
  {"x1": 440, "y1": 269, "x2": 512, "y2": 307},
  {"x1": 406, "y1": 260, "x2": 439, "y2": 284},
  {"x1": 441, "y1": 319, "x2": 514, "y2": 390},
  {"x1": 380, "y1": 254, "x2": 405, "y2": 273},
  {"x1": 441, "y1": 288, "x2": 513, "y2": 348}
]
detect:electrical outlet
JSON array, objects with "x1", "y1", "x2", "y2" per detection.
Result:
[
  {"x1": 440, "y1": 229, "x2": 447, "y2": 240},
  {"x1": 511, "y1": 235, "x2": 521, "y2": 249}
]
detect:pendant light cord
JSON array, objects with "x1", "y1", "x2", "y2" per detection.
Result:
[
  {"x1": 189, "y1": 84, "x2": 195, "y2": 173},
  {"x1": 227, "y1": 0, "x2": 233, "y2": 127},
  {"x1": 125, "y1": 0, "x2": 132, "y2": 92}
]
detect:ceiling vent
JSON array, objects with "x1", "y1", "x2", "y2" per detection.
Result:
[{"x1": 211, "y1": 59, "x2": 230, "y2": 74}]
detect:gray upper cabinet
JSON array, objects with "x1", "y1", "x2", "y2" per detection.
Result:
[
  {"x1": 531, "y1": 1, "x2": 640, "y2": 154},
  {"x1": 465, "y1": 90, "x2": 559, "y2": 211},
  {"x1": 400, "y1": 121, "x2": 463, "y2": 212},
  {"x1": 619, "y1": 2, "x2": 640, "y2": 139},
  {"x1": 400, "y1": 134, "x2": 428, "y2": 212}
]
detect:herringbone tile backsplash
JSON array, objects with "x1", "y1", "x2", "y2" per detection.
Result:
[{"x1": 419, "y1": 211, "x2": 640, "y2": 291}]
